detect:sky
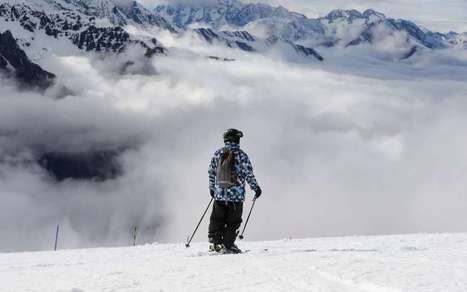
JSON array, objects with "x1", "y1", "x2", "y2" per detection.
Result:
[
  {"x1": 1, "y1": 0, "x2": 467, "y2": 252},
  {"x1": 140, "y1": 0, "x2": 467, "y2": 33}
]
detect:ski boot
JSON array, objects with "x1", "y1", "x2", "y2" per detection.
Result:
[
  {"x1": 223, "y1": 244, "x2": 242, "y2": 254},
  {"x1": 209, "y1": 243, "x2": 225, "y2": 253}
]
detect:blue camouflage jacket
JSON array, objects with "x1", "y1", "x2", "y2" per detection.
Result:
[{"x1": 208, "y1": 142, "x2": 260, "y2": 202}]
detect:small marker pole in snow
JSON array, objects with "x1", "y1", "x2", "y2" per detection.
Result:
[
  {"x1": 132, "y1": 226, "x2": 138, "y2": 246},
  {"x1": 54, "y1": 225, "x2": 60, "y2": 251},
  {"x1": 239, "y1": 198, "x2": 257, "y2": 240},
  {"x1": 185, "y1": 198, "x2": 214, "y2": 248}
]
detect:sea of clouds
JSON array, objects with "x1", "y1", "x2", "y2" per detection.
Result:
[{"x1": 1, "y1": 12, "x2": 467, "y2": 252}]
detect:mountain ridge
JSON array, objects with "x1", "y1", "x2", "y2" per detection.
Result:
[
  {"x1": 0, "y1": 0, "x2": 465, "y2": 83},
  {"x1": 0, "y1": 30, "x2": 55, "y2": 89},
  {"x1": 0, "y1": 1, "x2": 168, "y2": 59},
  {"x1": 154, "y1": 1, "x2": 466, "y2": 50}
]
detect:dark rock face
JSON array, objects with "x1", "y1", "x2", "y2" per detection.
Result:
[
  {"x1": 144, "y1": 43, "x2": 166, "y2": 57},
  {"x1": 38, "y1": 150, "x2": 122, "y2": 182},
  {"x1": 194, "y1": 28, "x2": 256, "y2": 52},
  {"x1": 0, "y1": 30, "x2": 55, "y2": 89},
  {"x1": 72, "y1": 26, "x2": 130, "y2": 53},
  {"x1": 195, "y1": 28, "x2": 219, "y2": 43},
  {"x1": 234, "y1": 41, "x2": 254, "y2": 52},
  {"x1": 208, "y1": 56, "x2": 235, "y2": 62},
  {"x1": 222, "y1": 30, "x2": 256, "y2": 42},
  {"x1": 291, "y1": 43, "x2": 324, "y2": 61},
  {"x1": 0, "y1": 55, "x2": 7, "y2": 69},
  {"x1": 72, "y1": 25, "x2": 167, "y2": 55},
  {"x1": 401, "y1": 46, "x2": 418, "y2": 60},
  {"x1": 0, "y1": 3, "x2": 85, "y2": 38}
]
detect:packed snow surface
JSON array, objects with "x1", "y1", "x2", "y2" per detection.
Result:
[{"x1": 1, "y1": 233, "x2": 467, "y2": 291}]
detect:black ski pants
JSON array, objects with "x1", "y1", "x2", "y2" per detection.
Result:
[{"x1": 208, "y1": 200, "x2": 243, "y2": 248}]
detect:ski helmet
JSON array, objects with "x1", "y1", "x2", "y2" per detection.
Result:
[{"x1": 223, "y1": 128, "x2": 244, "y2": 143}]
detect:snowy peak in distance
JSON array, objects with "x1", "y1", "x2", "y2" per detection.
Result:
[
  {"x1": 1, "y1": 0, "x2": 465, "y2": 71},
  {"x1": 324, "y1": 8, "x2": 386, "y2": 23},
  {"x1": 319, "y1": 8, "x2": 457, "y2": 49},
  {"x1": 0, "y1": 0, "x2": 169, "y2": 78},
  {"x1": 68, "y1": 0, "x2": 176, "y2": 30},
  {"x1": 3, "y1": 0, "x2": 175, "y2": 30},
  {"x1": 155, "y1": 1, "x2": 466, "y2": 50},
  {"x1": 154, "y1": 0, "x2": 308, "y2": 30}
]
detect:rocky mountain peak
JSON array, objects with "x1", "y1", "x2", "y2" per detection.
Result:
[{"x1": 0, "y1": 30, "x2": 55, "y2": 89}]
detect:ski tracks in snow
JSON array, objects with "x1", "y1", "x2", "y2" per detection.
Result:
[{"x1": 1, "y1": 233, "x2": 467, "y2": 291}]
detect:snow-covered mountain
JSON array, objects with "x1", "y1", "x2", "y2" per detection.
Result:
[
  {"x1": 0, "y1": 30, "x2": 55, "y2": 89},
  {"x1": 449, "y1": 32, "x2": 467, "y2": 49},
  {"x1": 192, "y1": 27, "x2": 324, "y2": 61},
  {"x1": 1, "y1": 0, "x2": 466, "y2": 87},
  {"x1": 155, "y1": 0, "x2": 466, "y2": 50},
  {"x1": 154, "y1": 0, "x2": 322, "y2": 33},
  {"x1": 0, "y1": 0, "x2": 174, "y2": 86},
  {"x1": 2, "y1": 233, "x2": 467, "y2": 291},
  {"x1": 320, "y1": 9, "x2": 460, "y2": 49},
  {"x1": 0, "y1": 0, "x2": 169, "y2": 55},
  {"x1": 60, "y1": 0, "x2": 175, "y2": 30},
  {"x1": 3, "y1": 0, "x2": 175, "y2": 30}
]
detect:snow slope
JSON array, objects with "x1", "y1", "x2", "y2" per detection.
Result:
[{"x1": 2, "y1": 233, "x2": 467, "y2": 291}]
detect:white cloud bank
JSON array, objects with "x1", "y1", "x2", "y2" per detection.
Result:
[{"x1": 1, "y1": 27, "x2": 467, "y2": 252}]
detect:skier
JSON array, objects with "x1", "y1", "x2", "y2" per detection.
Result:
[{"x1": 208, "y1": 129, "x2": 262, "y2": 254}]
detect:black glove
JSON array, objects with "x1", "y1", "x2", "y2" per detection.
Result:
[
  {"x1": 254, "y1": 186, "x2": 262, "y2": 199},
  {"x1": 210, "y1": 189, "x2": 215, "y2": 198}
]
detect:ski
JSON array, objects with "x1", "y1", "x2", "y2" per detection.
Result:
[{"x1": 208, "y1": 249, "x2": 251, "y2": 256}]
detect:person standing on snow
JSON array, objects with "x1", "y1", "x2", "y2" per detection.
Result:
[{"x1": 208, "y1": 129, "x2": 262, "y2": 254}]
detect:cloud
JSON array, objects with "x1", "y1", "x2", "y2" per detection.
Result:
[{"x1": 1, "y1": 27, "x2": 467, "y2": 252}]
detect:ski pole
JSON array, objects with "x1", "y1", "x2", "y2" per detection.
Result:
[
  {"x1": 54, "y1": 225, "x2": 60, "y2": 251},
  {"x1": 185, "y1": 198, "x2": 214, "y2": 248},
  {"x1": 239, "y1": 198, "x2": 257, "y2": 240}
]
